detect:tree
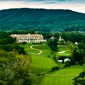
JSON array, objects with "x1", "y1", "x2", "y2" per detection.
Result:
[
  {"x1": 69, "y1": 40, "x2": 85, "y2": 65},
  {"x1": 0, "y1": 51, "x2": 32, "y2": 85},
  {"x1": 0, "y1": 31, "x2": 16, "y2": 45},
  {"x1": 0, "y1": 44, "x2": 26, "y2": 54},
  {"x1": 73, "y1": 71, "x2": 85, "y2": 85},
  {"x1": 73, "y1": 41, "x2": 85, "y2": 85},
  {"x1": 48, "y1": 38, "x2": 58, "y2": 52},
  {"x1": 71, "y1": 47, "x2": 83, "y2": 65},
  {"x1": 0, "y1": 31, "x2": 32, "y2": 85}
]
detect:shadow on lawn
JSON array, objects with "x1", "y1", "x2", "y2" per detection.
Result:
[{"x1": 36, "y1": 66, "x2": 59, "y2": 76}]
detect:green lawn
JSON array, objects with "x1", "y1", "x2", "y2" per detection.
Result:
[
  {"x1": 58, "y1": 45, "x2": 70, "y2": 51},
  {"x1": 32, "y1": 56, "x2": 57, "y2": 74},
  {"x1": 31, "y1": 44, "x2": 57, "y2": 74},
  {"x1": 22, "y1": 43, "x2": 57, "y2": 74},
  {"x1": 56, "y1": 45, "x2": 71, "y2": 57},
  {"x1": 40, "y1": 66, "x2": 83, "y2": 85},
  {"x1": 23, "y1": 44, "x2": 40, "y2": 55},
  {"x1": 22, "y1": 43, "x2": 83, "y2": 85}
]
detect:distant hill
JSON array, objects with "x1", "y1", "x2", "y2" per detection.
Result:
[{"x1": 0, "y1": 8, "x2": 85, "y2": 32}]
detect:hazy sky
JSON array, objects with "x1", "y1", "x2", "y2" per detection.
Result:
[{"x1": 0, "y1": 0, "x2": 85, "y2": 13}]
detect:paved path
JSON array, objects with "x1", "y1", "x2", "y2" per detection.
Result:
[
  {"x1": 57, "y1": 51, "x2": 65, "y2": 54},
  {"x1": 30, "y1": 45, "x2": 42, "y2": 55}
]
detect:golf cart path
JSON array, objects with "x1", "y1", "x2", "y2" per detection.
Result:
[
  {"x1": 57, "y1": 51, "x2": 65, "y2": 54},
  {"x1": 30, "y1": 45, "x2": 42, "y2": 55}
]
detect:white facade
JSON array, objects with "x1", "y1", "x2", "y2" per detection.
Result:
[{"x1": 11, "y1": 34, "x2": 47, "y2": 43}]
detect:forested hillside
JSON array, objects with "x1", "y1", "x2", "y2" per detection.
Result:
[{"x1": 0, "y1": 8, "x2": 85, "y2": 32}]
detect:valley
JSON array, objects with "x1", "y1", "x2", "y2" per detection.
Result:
[{"x1": 22, "y1": 42, "x2": 83, "y2": 85}]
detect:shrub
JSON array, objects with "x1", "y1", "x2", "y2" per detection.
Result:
[{"x1": 50, "y1": 66, "x2": 59, "y2": 72}]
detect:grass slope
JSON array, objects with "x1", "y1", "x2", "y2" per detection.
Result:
[
  {"x1": 23, "y1": 43, "x2": 57, "y2": 74},
  {"x1": 22, "y1": 43, "x2": 83, "y2": 85},
  {"x1": 56, "y1": 45, "x2": 71, "y2": 57},
  {"x1": 40, "y1": 66, "x2": 83, "y2": 85}
]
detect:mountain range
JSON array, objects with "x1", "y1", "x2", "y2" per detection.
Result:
[{"x1": 0, "y1": 8, "x2": 85, "y2": 32}]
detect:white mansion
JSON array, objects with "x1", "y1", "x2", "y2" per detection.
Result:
[{"x1": 11, "y1": 34, "x2": 47, "y2": 43}]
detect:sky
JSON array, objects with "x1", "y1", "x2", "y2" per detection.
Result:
[{"x1": 0, "y1": 0, "x2": 85, "y2": 13}]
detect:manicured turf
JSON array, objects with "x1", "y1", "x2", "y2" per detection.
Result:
[
  {"x1": 31, "y1": 44, "x2": 57, "y2": 74},
  {"x1": 58, "y1": 45, "x2": 70, "y2": 51},
  {"x1": 23, "y1": 43, "x2": 57, "y2": 74},
  {"x1": 56, "y1": 45, "x2": 71, "y2": 57},
  {"x1": 32, "y1": 56, "x2": 57, "y2": 74},
  {"x1": 40, "y1": 66, "x2": 83, "y2": 85},
  {"x1": 23, "y1": 44, "x2": 40, "y2": 55},
  {"x1": 22, "y1": 43, "x2": 83, "y2": 85}
]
